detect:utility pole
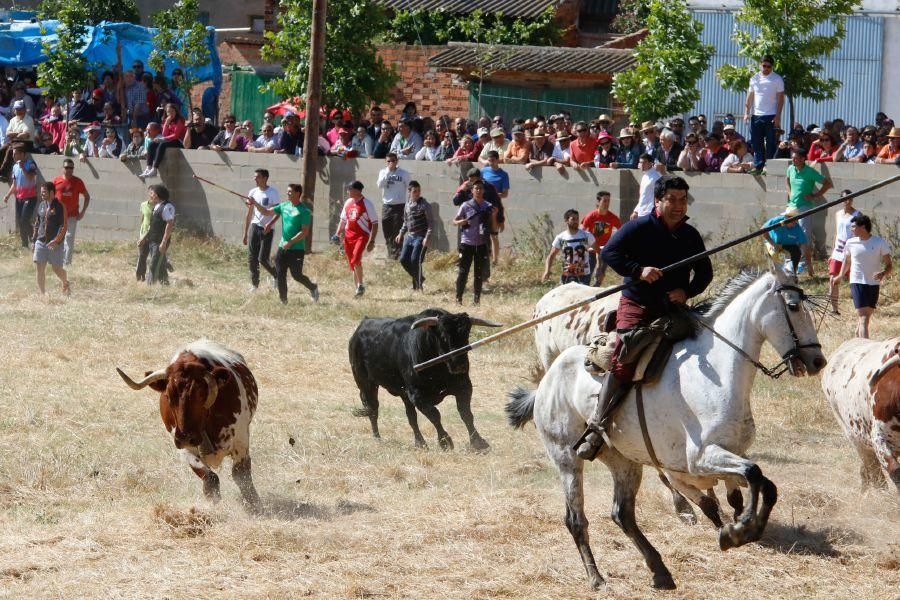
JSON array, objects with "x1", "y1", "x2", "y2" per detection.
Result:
[{"x1": 301, "y1": 0, "x2": 327, "y2": 243}]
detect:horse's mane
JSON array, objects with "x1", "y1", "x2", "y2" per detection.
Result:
[{"x1": 691, "y1": 268, "x2": 766, "y2": 319}]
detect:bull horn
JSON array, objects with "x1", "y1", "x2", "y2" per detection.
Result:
[
  {"x1": 869, "y1": 354, "x2": 900, "y2": 388},
  {"x1": 203, "y1": 374, "x2": 219, "y2": 409},
  {"x1": 469, "y1": 317, "x2": 503, "y2": 328},
  {"x1": 411, "y1": 317, "x2": 440, "y2": 330},
  {"x1": 117, "y1": 367, "x2": 166, "y2": 390}
]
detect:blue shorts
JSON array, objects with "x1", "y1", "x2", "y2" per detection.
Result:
[
  {"x1": 850, "y1": 283, "x2": 879, "y2": 309},
  {"x1": 33, "y1": 240, "x2": 64, "y2": 267}
]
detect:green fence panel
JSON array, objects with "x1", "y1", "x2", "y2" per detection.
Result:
[
  {"x1": 229, "y1": 70, "x2": 282, "y2": 125},
  {"x1": 468, "y1": 82, "x2": 611, "y2": 124}
]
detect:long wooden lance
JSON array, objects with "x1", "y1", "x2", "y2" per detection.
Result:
[
  {"x1": 192, "y1": 174, "x2": 252, "y2": 202},
  {"x1": 414, "y1": 172, "x2": 900, "y2": 372}
]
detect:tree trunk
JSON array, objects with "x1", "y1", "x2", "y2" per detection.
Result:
[{"x1": 301, "y1": 0, "x2": 327, "y2": 251}]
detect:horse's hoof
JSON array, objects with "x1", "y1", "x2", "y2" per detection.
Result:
[
  {"x1": 439, "y1": 436, "x2": 454, "y2": 451},
  {"x1": 588, "y1": 575, "x2": 605, "y2": 590},
  {"x1": 652, "y1": 572, "x2": 676, "y2": 590},
  {"x1": 414, "y1": 439, "x2": 427, "y2": 450},
  {"x1": 677, "y1": 511, "x2": 698, "y2": 526},
  {"x1": 469, "y1": 435, "x2": 490, "y2": 452},
  {"x1": 718, "y1": 525, "x2": 737, "y2": 551}
]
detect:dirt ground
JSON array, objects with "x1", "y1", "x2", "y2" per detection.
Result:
[{"x1": 0, "y1": 234, "x2": 898, "y2": 599}]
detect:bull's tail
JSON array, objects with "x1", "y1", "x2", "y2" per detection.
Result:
[{"x1": 505, "y1": 386, "x2": 536, "y2": 429}]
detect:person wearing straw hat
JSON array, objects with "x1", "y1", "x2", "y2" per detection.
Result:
[
  {"x1": 610, "y1": 127, "x2": 641, "y2": 169},
  {"x1": 640, "y1": 120, "x2": 659, "y2": 156},
  {"x1": 875, "y1": 127, "x2": 900, "y2": 164},
  {"x1": 763, "y1": 207, "x2": 807, "y2": 275}
]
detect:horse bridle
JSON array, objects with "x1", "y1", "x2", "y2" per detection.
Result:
[{"x1": 691, "y1": 283, "x2": 821, "y2": 379}]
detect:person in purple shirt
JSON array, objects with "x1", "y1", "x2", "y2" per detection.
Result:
[
  {"x1": 453, "y1": 180, "x2": 497, "y2": 305},
  {"x1": 698, "y1": 133, "x2": 730, "y2": 172}
]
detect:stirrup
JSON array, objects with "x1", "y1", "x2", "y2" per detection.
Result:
[{"x1": 573, "y1": 426, "x2": 606, "y2": 461}]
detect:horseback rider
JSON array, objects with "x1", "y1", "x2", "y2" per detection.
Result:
[{"x1": 576, "y1": 176, "x2": 713, "y2": 460}]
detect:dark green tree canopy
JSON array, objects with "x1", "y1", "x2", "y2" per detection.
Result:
[
  {"x1": 612, "y1": 0, "x2": 713, "y2": 123},
  {"x1": 37, "y1": 3, "x2": 91, "y2": 112},
  {"x1": 39, "y1": 0, "x2": 140, "y2": 25},
  {"x1": 716, "y1": 0, "x2": 859, "y2": 126},
  {"x1": 383, "y1": 6, "x2": 563, "y2": 46},
  {"x1": 262, "y1": 0, "x2": 398, "y2": 116},
  {"x1": 148, "y1": 0, "x2": 211, "y2": 110}
]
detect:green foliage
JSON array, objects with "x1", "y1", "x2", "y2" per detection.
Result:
[
  {"x1": 37, "y1": 3, "x2": 91, "y2": 114},
  {"x1": 611, "y1": 0, "x2": 713, "y2": 123},
  {"x1": 611, "y1": 0, "x2": 651, "y2": 35},
  {"x1": 385, "y1": 6, "x2": 563, "y2": 46},
  {"x1": 38, "y1": 0, "x2": 140, "y2": 25},
  {"x1": 148, "y1": 0, "x2": 211, "y2": 111},
  {"x1": 261, "y1": 0, "x2": 399, "y2": 116},
  {"x1": 716, "y1": 0, "x2": 859, "y2": 124}
]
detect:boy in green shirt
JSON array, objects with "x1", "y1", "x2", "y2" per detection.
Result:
[
  {"x1": 785, "y1": 147, "x2": 832, "y2": 277},
  {"x1": 248, "y1": 183, "x2": 319, "y2": 304}
]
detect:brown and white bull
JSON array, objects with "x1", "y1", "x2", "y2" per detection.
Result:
[
  {"x1": 116, "y1": 339, "x2": 260, "y2": 507},
  {"x1": 822, "y1": 337, "x2": 900, "y2": 493}
]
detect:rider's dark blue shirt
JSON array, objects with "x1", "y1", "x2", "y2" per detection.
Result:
[{"x1": 602, "y1": 210, "x2": 713, "y2": 311}]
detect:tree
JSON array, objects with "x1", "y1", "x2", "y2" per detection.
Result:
[
  {"x1": 716, "y1": 0, "x2": 859, "y2": 129},
  {"x1": 37, "y1": 3, "x2": 92, "y2": 120},
  {"x1": 611, "y1": 0, "x2": 713, "y2": 123},
  {"x1": 611, "y1": 0, "x2": 651, "y2": 35},
  {"x1": 38, "y1": 0, "x2": 140, "y2": 25},
  {"x1": 148, "y1": 0, "x2": 211, "y2": 112},
  {"x1": 261, "y1": 0, "x2": 398, "y2": 116},
  {"x1": 384, "y1": 6, "x2": 563, "y2": 47}
]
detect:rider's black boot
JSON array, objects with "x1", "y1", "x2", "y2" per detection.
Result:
[{"x1": 574, "y1": 371, "x2": 621, "y2": 461}]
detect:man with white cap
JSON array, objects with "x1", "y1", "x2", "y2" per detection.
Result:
[
  {"x1": 0, "y1": 100, "x2": 35, "y2": 180},
  {"x1": 478, "y1": 127, "x2": 509, "y2": 166}
]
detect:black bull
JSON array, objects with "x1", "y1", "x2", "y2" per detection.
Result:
[{"x1": 349, "y1": 308, "x2": 501, "y2": 450}]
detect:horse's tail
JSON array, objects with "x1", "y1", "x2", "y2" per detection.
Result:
[{"x1": 505, "y1": 386, "x2": 536, "y2": 429}]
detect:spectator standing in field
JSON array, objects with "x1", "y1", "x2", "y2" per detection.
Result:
[
  {"x1": 376, "y1": 152, "x2": 411, "y2": 260},
  {"x1": 786, "y1": 147, "x2": 833, "y2": 277},
  {"x1": 32, "y1": 181, "x2": 69, "y2": 295},
  {"x1": 135, "y1": 188, "x2": 153, "y2": 281},
  {"x1": 841, "y1": 214, "x2": 892, "y2": 338},
  {"x1": 581, "y1": 191, "x2": 621, "y2": 285},
  {"x1": 454, "y1": 180, "x2": 496, "y2": 305},
  {"x1": 632, "y1": 153, "x2": 662, "y2": 220},
  {"x1": 744, "y1": 55, "x2": 784, "y2": 173},
  {"x1": 52, "y1": 158, "x2": 90, "y2": 266},
  {"x1": 394, "y1": 180, "x2": 433, "y2": 291},
  {"x1": 243, "y1": 169, "x2": 280, "y2": 292},
  {"x1": 542, "y1": 208, "x2": 596, "y2": 285},
  {"x1": 335, "y1": 180, "x2": 378, "y2": 297},
  {"x1": 3, "y1": 145, "x2": 38, "y2": 247},
  {"x1": 140, "y1": 184, "x2": 175, "y2": 285},
  {"x1": 245, "y1": 183, "x2": 319, "y2": 304},
  {"x1": 827, "y1": 190, "x2": 860, "y2": 314}
]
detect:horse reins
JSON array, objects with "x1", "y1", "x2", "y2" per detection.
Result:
[{"x1": 689, "y1": 284, "x2": 821, "y2": 380}]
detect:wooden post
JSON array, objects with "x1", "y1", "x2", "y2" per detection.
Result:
[{"x1": 301, "y1": 0, "x2": 327, "y2": 249}]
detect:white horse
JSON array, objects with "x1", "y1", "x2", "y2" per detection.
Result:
[{"x1": 506, "y1": 268, "x2": 827, "y2": 590}]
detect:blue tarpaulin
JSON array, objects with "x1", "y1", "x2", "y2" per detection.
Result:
[{"x1": 0, "y1": 20, "x2": 222, "y2": 91}]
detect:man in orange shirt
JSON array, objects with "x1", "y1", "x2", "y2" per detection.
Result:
[
  {"x1": 875, "y1": 127, "x2": 899, "y2": 164},
  {"x1": 568, "y1": 121, "x2": 599, "y2": 170},
  {"x1": 503, "y1": 124, "x2": 531, "y2": 164},
  {"x1": 52, "y1": 158, "x2": 90, "y2": 266}
]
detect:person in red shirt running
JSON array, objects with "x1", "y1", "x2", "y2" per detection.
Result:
[
  {"x1": 334, "y1": 180, "x2": 379, "y2": 297},
  {"x1": 51, "y1": 157, "x2": 90, "y2": 266},
  {"x1": 580, "y1": 190, "x2": 622, "y2": 285}
]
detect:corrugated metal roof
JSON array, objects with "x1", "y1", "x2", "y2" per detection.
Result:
[
  {"x1": 376, "y1": 0, "x2": 561, "y2": 19},
  {"x1": 688, "y1": 12, "x2": 884, "y2": 133},
  {"x1": 428, "y1": 42, "x2": 635, "y2": 75}
]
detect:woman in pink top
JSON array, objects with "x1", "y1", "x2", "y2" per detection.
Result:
[
  {"x1": 140, "y1": 103, "x2": 186, "y2": 177},
  {"x1": 162, "y1": 103, "x2": 187, "y2": 142},
  {"x1": 808, "y1": 131, "x2": 837, "y2": 163}
]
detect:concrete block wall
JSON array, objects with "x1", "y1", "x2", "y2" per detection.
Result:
[{"x1": 12, "y1": 153, "x2": 900, "y2": 259}]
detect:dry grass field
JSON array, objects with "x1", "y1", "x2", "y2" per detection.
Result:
[{"x1": 0, "y1": 232, "x2": 898, "y2": 599}]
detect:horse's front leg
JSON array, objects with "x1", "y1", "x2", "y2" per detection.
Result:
[{"x1": 693, "y1": 445, "x2": 777, "y2": 550}]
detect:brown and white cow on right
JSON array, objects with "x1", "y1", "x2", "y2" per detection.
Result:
[{"x1": 822, "y1": 337, "x2": 900, "y2": 493}]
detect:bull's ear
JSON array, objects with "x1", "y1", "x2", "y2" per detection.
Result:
[
  {"x1": 411, "y1": 316, "x2": 440, "y2": 330},
  {"x1": 211, "y1": 366, "x2": 232, "y2": 388},
  {"x1": 143, "y1": 370, "x2": 167, "y2": 392}
]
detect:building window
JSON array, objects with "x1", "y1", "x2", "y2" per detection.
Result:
[{"x1": 250, "y1": 16, "x2": 265, "y2": 33}]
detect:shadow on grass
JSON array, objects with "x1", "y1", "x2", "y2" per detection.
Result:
[
  {"x1": 256, "y1": 495, "x2": 377, "y2": 522},
  {"x1": 758, "y1": 520, "x2": 862, "y2": 557}
]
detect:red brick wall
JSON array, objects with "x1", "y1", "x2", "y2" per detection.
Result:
[{"x1": 376, "y1": 44, "x2": 470, "y2": 123}]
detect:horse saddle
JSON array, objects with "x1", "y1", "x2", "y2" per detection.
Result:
[{"x1": 585, "y1": 333, "x2": 671, "y2": 384}]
